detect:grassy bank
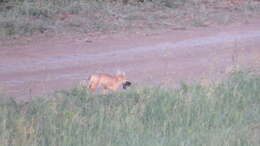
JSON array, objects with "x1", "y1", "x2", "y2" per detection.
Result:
[
  {"x1": 0, "y1": 71, "x2": 260, "y2": 146},
  {"x1": 1, "y1": 0, "x2": 260, "y2": 38}
]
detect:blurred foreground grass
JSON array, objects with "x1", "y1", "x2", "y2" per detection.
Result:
[{"x1": 0, "y1": 71, "x2": 260, "y2": 146}]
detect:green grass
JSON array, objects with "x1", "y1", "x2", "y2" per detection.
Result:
[
  {"x1": 0, "y1": 71, "x2": 260, "y2": 146},
  {"x1": 1, "y1": 0, "x2": 260, "y2": 38}
]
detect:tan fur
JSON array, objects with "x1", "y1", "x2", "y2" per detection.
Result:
[{"x1": 87, "y1": 73, "x2": 127, "y2": 93}]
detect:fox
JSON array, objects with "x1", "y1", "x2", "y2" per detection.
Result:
[{"x1": 80, "y1": 72, "x2": 131, "y2": 93}]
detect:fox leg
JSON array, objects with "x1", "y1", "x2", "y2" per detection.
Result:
[
  {"x1": 88, "y1": 75, "x2": 96, "y2": 92},
  {"x1": 107, "y1": 84, "x2": 119, "y2": 92},
  {"x1": 102, "y1": 86, "x2": 109, "y2": 94},
  {"x1": 88, "y1": 82, "x2": 97, "y2": 92},
  {"x1": 102, "y1": 89, "x2": 109, "y2": 94}
]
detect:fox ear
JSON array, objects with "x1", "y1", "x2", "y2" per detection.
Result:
[
  {"x1": 116, "y1": 70, "x2": 125, "y2": 76},
  {"x1": 116, "y1": 69, "x2": 126, "y2": 76}
]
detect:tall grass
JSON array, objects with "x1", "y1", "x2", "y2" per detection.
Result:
[{"x1": 0, "y1": 71, "x2": 260, "y2": 146}]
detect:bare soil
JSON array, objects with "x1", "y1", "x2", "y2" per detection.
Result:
[{"x1": 1, "y1": 19, "x2": 260, "y2": 100}]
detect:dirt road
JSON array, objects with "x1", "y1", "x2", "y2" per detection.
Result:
[{"x1": 1, "y1": 20, "x2": 260, "y2": 100}]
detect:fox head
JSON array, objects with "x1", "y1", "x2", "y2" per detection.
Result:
[
  {"x1": 123, "y1": 81, "x2": 131, "y2": 89},
  {"x1": 116, "y1": 74, "x2": 127, "y2": 83},
  {"x1": 116, "y1": 70, "x2": 126, "y2": 82},
  {"x1": 116, "y1": 71, "x2": 131, "y2": 89}
]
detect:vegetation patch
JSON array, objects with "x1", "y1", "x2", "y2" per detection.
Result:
[
  {"x1": 1, "y1": 0, "x2": 260, "y2": 38},
  {"x1": 0, "y1": 71, "x2": 260, "y2": 146}
]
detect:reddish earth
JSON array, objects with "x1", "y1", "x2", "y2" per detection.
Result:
[{"x1": 1, "y1": 19, "x2": 260, "y2": 100}]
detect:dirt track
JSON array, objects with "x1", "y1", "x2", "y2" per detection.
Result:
[{"x1": 1, "y1": 20, "x2": 260, "y2": 100}]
